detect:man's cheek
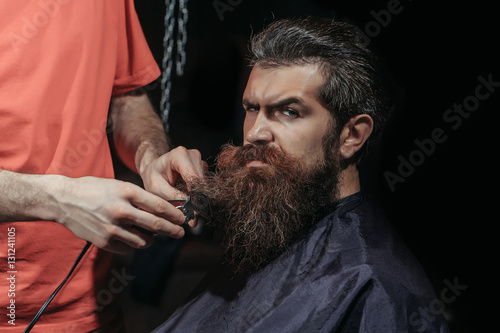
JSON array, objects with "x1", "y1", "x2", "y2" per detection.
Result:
[{"x1": 294, "y1": 147, "x2": 323, "y2": 169}]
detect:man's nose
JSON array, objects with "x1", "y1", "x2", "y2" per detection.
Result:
[{"x1": 244, "y1": 112, "x2": 273, "y2": 145}]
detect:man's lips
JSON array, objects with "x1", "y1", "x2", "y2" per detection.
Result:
[{"x1": 246, "y1": 160, "x2": 268, "y2": 167}]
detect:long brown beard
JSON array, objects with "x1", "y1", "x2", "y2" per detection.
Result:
[{"x1": 185, "y1": 143, "x2": 341, "y2": 274}]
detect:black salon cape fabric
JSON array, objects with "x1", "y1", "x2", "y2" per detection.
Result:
[{"x1": 153, "y1": 193, "x2": 450, "y2": 333}]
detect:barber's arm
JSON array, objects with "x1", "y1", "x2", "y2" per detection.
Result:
[
  {"x1": 109, "y1": 89, "x2": 206, "y2": 224},
  {"x1": 0, "y1": 90, "x2": 205, "y2": 254}
]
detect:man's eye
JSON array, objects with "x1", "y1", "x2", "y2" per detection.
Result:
[{"x1": 281, "y1": 108, "x2": 299, "y2": 118}]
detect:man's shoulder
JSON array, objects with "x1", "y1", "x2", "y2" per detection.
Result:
[
  {"x1": 297, "y1": 192, "x2": 389, "y2": 263},
  {"x1": 291, "y1": 192, "x2": 433, "y2": 296}
]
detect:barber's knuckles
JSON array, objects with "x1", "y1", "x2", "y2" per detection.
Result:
[{"x1": 168, "y1": 147, "x2": 205, "y2": 176}]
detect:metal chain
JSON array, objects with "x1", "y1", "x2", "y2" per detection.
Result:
[
  {"x1": 160, "y1": 0, "x2": 176, "y2": 128},
  {"x1": 176, "y1": 0, "x2": 189, "y2": 76},
  {"x1": 160, "y1": 0, "x2": 189, "y2": 131}
]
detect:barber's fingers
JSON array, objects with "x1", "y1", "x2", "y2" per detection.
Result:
[
  {"x1": 169, "y1": 146, "x2": 206, "y2": 178},
  {"x1": 99, "y1": 226, "x2": 155, "y2": 255},
  {"x1": 126, "y1": 189, "x2": 186, "y2": 225},
  {"x1": 163, "y1": 147, "x2": 207, "y2": 190},
  {"x1": 125, "y1": 206, "x2": 186, "y2": 237},
  {"x1": 141, "y1": 147, "x2": 206, "y2": 201},
  {"x1": 94, "y1": 198, "x2": 186, "y2": 254},
  {"x1": 146, "y1": 173, "x2": 187, "y2": 203}
]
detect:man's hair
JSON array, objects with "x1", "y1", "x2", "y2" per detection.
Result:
[{"x1": 249, "y1": 17, "x2": 391, "y2": 163}]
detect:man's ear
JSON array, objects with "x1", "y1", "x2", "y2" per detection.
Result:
[{"x1": 338, "y1": 114, "x2": 374, "y2": 160}]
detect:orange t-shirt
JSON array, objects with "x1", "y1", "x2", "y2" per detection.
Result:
[{"x1": 0, "y1": 0, "x2": 160, "y2": 332}]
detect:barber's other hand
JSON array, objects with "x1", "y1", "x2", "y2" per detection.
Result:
[
  {"x1": 138, "y1": 146, "x2": 207, "y2": 227},
  {"x1": 54, "y1": 176, "x2": 187, "y2": 254}
]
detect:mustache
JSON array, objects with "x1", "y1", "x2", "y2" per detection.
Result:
[{"x1": 216, "y1": 144, "x2": 297, "y2": 171}]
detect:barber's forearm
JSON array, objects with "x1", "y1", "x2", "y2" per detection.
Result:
[
  {"x1": 0, "y1": 169, "x2": 62, "y2": 222},
  {"x1": 0, "y1": 169, "x2": 188, "y2": 248},
  {"x1": 109, "y1": 90, "x2": 169, "y2": 175}
]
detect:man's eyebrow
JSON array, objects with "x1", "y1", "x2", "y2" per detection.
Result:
[
  {"x1": 242, "y1": 99, "x2": 259, "y2": 109},
  {"x1": 242, "y1": 97, "x2": 306, "y2": 109},
  {"x1": 268, "y1": 97, "x2": 306, "y2": 109}
]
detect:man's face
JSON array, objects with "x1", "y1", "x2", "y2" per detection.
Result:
[
  {"x1": 242, "y1": 64, "x2": 333, "y2": 170},
  {"x1": 183, "y1": 64, "x2": 342, "y2": 274}
]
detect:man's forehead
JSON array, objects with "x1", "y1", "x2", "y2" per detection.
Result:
[{"x1": 242, "y1": 64, "x2": 326, "y2": 105}]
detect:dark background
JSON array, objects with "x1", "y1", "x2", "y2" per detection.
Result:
[{"x1": 130, "y1": 1, "x2": 498, "y2": 331}]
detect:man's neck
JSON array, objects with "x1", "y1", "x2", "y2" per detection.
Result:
[{"x1": 338, "y1": 164, "x2": 360, "y2": 199}]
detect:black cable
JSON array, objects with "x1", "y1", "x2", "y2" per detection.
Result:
[{"x1": 24, "y1": 241, "x2": 92, "y2": 333}]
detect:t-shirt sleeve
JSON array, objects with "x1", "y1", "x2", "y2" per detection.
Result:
[{"x1": 112, "y1": 0, "x2": 161, "y2": 95}]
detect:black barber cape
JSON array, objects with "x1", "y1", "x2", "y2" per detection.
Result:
[{"x1": 153, "y1": 193, "x2": 450, "y2": 332}]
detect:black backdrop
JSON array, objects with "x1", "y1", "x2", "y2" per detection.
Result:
[{"x1": 132, "y1": 1, "x2": 498, "y2": 331}]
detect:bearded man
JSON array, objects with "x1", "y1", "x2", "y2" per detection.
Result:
[{"x1": 153, "y1": 17, "x2": 450, "y2": 332}]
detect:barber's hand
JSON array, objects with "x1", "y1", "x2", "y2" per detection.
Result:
[
  {"x1": 138, "y1": 146, "x2": 207, "y2": 227},
  {"x1": 55, "y1": 176, "x2": 187, "y2": 254}
]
